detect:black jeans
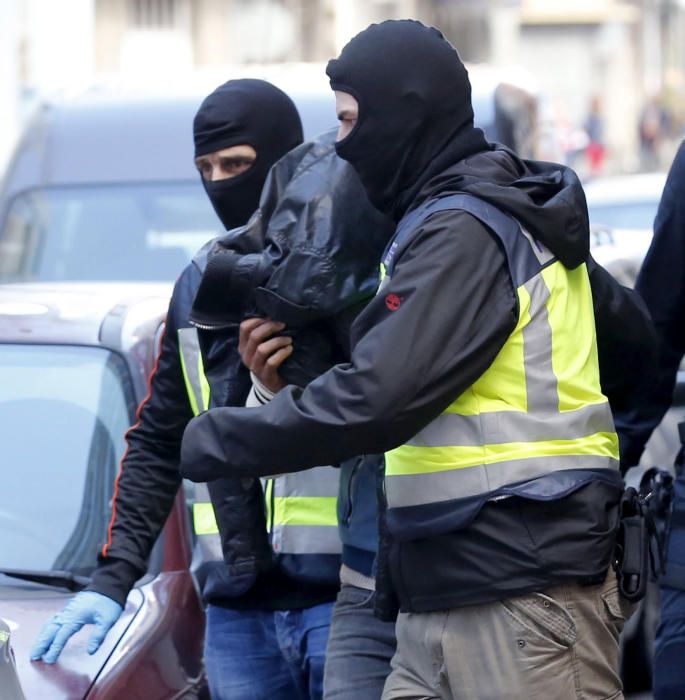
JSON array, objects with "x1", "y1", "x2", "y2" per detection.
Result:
[{"x1": 323, "y1": 584, "x2": 397, "y2": 700}]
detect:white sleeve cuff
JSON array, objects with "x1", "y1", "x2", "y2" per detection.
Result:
[{"x1": 247, "y1": 372, "x2": 276, "y2": 405}]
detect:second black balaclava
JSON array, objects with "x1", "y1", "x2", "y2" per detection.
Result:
[
  {"x1": 327, "y1": 20, "x2": 489, "y2": 220},
  {"x1": 193, "y1": 79, "x2": 304, "y2": 230}
]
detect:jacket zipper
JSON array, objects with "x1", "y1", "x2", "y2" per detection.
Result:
[{"x1": 189, "y1": 319, "x2": 234, "y2": 331}]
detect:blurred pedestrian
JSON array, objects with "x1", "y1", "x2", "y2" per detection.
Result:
[
  {"x1": 181, "y1": 20, "x2": 656, "y2": 700},
  {"x1": 639, "y1": 96, "x2": 670, "y2": 171},
  {"x1": 585, "y1": 95, "x2": 606, "y2": 177}
]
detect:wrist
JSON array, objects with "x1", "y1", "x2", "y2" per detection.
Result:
[
  {"x1": 88, "y1": 558, "x2": 141, "y2": 607},
  {"x1": 250, "y1": 372, "x2": 277, "y2": 403}
]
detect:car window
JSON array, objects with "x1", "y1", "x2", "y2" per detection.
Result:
[
  {"x1": 587, "y1": 202, "x2": 658, "y2": 231},
  {"x1": 0, "y1": 345, "x2": 136, "y2": 575},
  {"x1": 0, "y1": 183, "x2": 222, "y2": 283}
]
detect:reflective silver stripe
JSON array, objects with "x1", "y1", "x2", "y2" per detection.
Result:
[
  {"x1": 522, "y1": 274, "x2": 557, "y2": 413},
  {"x1": 270, "y1": 467, "x2": 341, "y2": 555},
  {"x1": 386, "y1": 454, "x2": 620, "y2": 508},
  {"x1": 178, "y1": 327, "x2": 207, "y2": 414},
  {"x1": 192, "y1": 533, "x2": 223, "y2": 566},
  {"x1": 406, "y1": 402, "x2": 615, "y2": 448},
  {"x1": 520, "y1": 226, "x2": 555, "y2": 267},
  {"x1": 273, "y1": 525, "x2": 342, "y2": 555},
  {"x1": 274, "y1": 466, "x2": 341, "y2": 497},
  {"x1": 190, "y1": 482, "x2": 213, "y2": 517}
]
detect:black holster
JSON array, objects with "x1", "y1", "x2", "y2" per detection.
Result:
[
  {"x1": 614, "y1": 474, "x2": 672, "y2": 601},
  {"x1": 614, "y1": 487, "x2": 650, "y2": 601}
]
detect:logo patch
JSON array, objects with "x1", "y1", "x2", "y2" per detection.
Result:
[{"x1": 385, "y1": 293, "x2": 402, "y2": 311}]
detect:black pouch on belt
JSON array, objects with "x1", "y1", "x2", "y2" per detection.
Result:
[{"x1": 613, "y1": 487, "x2": 650, "y2": 602}]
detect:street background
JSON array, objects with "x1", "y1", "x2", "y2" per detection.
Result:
[
  {"x1": 2, "y1": 0, "x2": 685, "y2": 179},
  {"x1": 1, "y1": 2, "x2": 681, "y2": 698}
]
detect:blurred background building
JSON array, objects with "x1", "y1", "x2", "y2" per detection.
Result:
[{"x1": 2, "y1": 0, "x2": 685, "y2": 174}]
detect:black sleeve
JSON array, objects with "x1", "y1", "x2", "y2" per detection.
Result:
[
  {"x1": 88, "y1": 267, "x2": 197, "y2": 606},
  {"x1": 614, "y1": 142, "x2": 685, "y2": 467},
  {"x1": 180, "y1": 211, "x2": 517, "y2": 480},
  {"x1": 587, "y1": 255, "x2": 657, "y2": 416}
]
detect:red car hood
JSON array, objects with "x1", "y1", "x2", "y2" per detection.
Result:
[{"x1": 1, "y1": 582, "x2": 144, "y2": 700}]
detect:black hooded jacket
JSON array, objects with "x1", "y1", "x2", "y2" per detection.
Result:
[
  {"x1": 182, "y1": 144, "x2": 655, "y2": 480},
  {"x1": 181, "y1": 21, "x2": 655, "y2": 612},
  {"x1": 181, "y1": 145, "x2": 656, "y2": 612}
]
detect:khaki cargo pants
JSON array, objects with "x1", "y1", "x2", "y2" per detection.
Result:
[{"x1": 382, "y1": 570, "x2": 635, "y2": 700}]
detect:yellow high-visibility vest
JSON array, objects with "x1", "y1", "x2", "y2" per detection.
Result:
[
  {"x1": 178, "y1": 326, "x2": 340, "y2": 556},
  {"x1": 381, "y1": 195, "x2": 619, "y2": 515}
]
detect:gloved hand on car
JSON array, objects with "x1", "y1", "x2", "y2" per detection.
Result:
[{"x1": 30, "y1": 591, "x2": 123, "y2": 664}]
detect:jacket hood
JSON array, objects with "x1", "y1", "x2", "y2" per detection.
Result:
[{"x1": 414, "y1": 145, "x2": 590, "y2": 268}]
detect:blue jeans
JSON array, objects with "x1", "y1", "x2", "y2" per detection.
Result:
[
  {"x1": 323, "y1": 585, "x2": 397, "y2": 700},
  {"x1": 654, "y1": 586, "x2": 685, "y2": 699},
  {"x1": 654, "y1": 473, "x2": 685, "y2": 699},
  {"x1": 204, "y1": 601, "x2": 333, "y2": 700}
]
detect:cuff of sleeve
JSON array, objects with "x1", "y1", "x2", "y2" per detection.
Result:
[
  {"x1": 249, "y1": 372, "x2": 276, "y2": 404},
  {"x1": 87, "y1": 557, "x2": 143, "y2": 607},
  {"x1": 617, "y1": 434, "x2": 646, "y2": 474}
]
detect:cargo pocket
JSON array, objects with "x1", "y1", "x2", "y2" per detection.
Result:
[
  {"x1": 499, "y1": 591, "x2": 580, "y2": 698},
  {"x1": 501, "y1": 592, "x2": 577, "y2": 650},
  {"x1": 600, "y1": 581, "x2": 636, "y2": 635}
]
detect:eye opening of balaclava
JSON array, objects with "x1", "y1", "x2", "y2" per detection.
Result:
[
  {"x1": 332, "y1": 85, "x2": 364, "y2": 151},
  {"x1": 193, "y1": 78, "x2": 304, "y2": 231},
  {"x1": 327, "y1": 19, "x2": 488, "y2": 220}
]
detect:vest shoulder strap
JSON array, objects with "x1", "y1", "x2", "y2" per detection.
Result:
[{"x1": 383, "y1": 193, "x2": 556, "y2": 287}]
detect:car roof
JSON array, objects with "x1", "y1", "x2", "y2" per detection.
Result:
[
  {"x1": 0, "y1": 282, "x2": 170, "y2": 350},
  {"x1": 584, "y1": 172, "x2": 667, "y2": 204},
  {"x1": 2, "y1": 61, "x2": 531, "y2": 204},
  {"x1": 2, "y1": 83, "x2": 337, "y2": 196}
]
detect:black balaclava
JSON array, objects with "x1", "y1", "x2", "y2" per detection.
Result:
[
  {"x1": 327, "y1": 20, "x2": 489, "y2": 220},
  {"x1": 193, "y1": 79, "x2": 304, "y2": 230}
]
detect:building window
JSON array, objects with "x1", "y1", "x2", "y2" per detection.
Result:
[{"x1": 129, "y1": 0, "x2": 178, "y2": 29}]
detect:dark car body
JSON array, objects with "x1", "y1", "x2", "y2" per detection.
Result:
[{"x1": 0, "y1": 283, "x2": 207, "y2": 700}]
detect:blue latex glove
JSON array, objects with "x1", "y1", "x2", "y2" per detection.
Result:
[{"x1": 30, "y1": 591, "x2": 123, "y2": 664}]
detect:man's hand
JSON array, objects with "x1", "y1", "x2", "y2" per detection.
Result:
[
  {"x1": 30, "y1": 591, "x2": 123, "y2": 664},
  {"x1": 239, "y1": 318, "x2": 293, "y2": 393}
]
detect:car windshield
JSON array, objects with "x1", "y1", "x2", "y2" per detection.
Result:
[
  {"x1": 0, "y1": 182, "x2": 222, "y2": 283},
  {"x1": 0, "y1": 345, "x2": 135, "y2": 576},
  {"x1": 587, "y1": 201, "x2": 658, "y2": 231}
]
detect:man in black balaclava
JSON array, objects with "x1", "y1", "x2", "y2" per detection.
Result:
[
  {"x1": 328, "y1": 21, "x2": 487, "y2": 220},
  {"x1": 193, "y1": 78, "x2": 304, "y2": 230},
  {"x1": 180, "y1": 20, "x2": 658, "y2": 700},
  {"x1": 32, "y1": 80, "x2": 343, "y2": 700}
]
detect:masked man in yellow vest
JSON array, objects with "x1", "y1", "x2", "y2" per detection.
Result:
[{"x1": 181, "y1": 22, "x2": 659, "y2": 700}]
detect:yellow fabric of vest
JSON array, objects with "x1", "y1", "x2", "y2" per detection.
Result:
[{"x1": 385, "y1": 261, "x2": 618, "y2": 501}]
